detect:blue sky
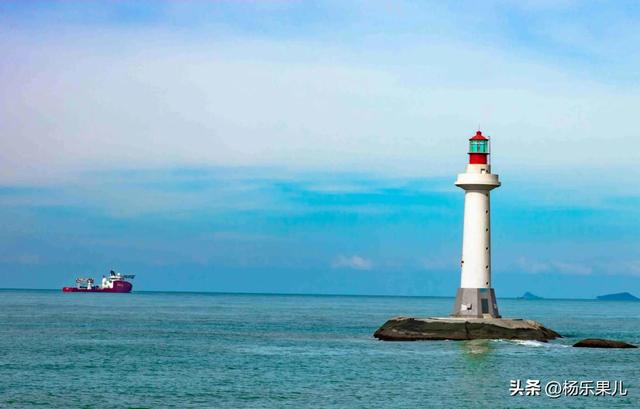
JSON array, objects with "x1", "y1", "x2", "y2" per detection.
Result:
[{"x1": 0, "y1": 1, "x2": 639, "y2": 297}]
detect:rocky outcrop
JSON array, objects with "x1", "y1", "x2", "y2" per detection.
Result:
[
  {"x1": 374, "y1": 317, "x2": 561, "y2": 342},
  {"x1": 573, "y1": 338, "x2": 637, "y2": 348}
]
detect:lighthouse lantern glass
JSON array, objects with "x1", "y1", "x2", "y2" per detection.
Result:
[{"x1": 469, "y1": 140, "x2": 488, "y2": 154}]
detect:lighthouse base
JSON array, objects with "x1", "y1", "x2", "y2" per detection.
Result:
[{"x1": 452, "y1": 288, "x2": 501, "y2": 318}]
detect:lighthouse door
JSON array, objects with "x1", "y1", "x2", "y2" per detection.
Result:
[{"x1": 481, "y1": 299, "x2": 489, "y2": 314}]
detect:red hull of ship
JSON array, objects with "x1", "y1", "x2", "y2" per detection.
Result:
[{"x1": 62, "y1": 281, "x2": 132, "y2": 293}]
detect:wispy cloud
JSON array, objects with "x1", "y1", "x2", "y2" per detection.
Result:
[
  {"x1": 600, "y1": 260, "x2": 640, "y2": 278},
  {"x1": 0, "y1": 252, "x2": 40, "y2": 265},
  {"x1": 1, "y1": 2, "x2": 639, "y2": 185},
  {"x1": 420, "y1": 257, "x2": 457, "y2": 272},
  {"x1": 514, "y1": 258, "x2": 593, "y2": 276},
  {"x1": 332, "y1": 255, "x2": 373, "y2": 271},
  {"x1": 512, "y1": 257, "x2": 640, "y2": 276}
]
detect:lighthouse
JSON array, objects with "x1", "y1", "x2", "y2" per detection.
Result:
[
  {"x1": 373, "y1": 129, "x2": 561, "y2": 340},
  {"x1": 452, "y1": 131, "x2": 501, "y2": 318}
]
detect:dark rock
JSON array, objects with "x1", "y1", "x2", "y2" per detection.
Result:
[
  {"x1": 573, "y1": 338, "x2": 637, "y2": 348},
  {"x1": 373, "y1": 317, "x2": 561, "y2": 342},
  {"x1": 519, "y1": 292, "x2": 543, "y2": 300},
  {"x1": 596, "y1": 292, "x2": 639, "y2": 301}
]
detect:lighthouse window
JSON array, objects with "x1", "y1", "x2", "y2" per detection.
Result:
[{"x1": 469, "y1": 140, "x2": 488, "y2": 153}]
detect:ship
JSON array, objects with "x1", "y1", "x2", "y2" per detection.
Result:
[{"x1": 62, "y1": 270, "x2": 135, "y2": 293}]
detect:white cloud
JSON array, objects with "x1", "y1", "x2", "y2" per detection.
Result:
[
  {"x1": 514, "y1": 257, "x2": 593, "y2": 276},
  {"x1": 1, "y1": 2, "x2": 639, "y2": 187},
  {"x1": 0, "y1": 253, "x2": 41, "y2": 265},
  {"x1": 332, "y1": 255, "x2": 373, "y2": 270},
  {"x1": 205, "y1": 231, "x2": 278, "y2": 242},
  {"x1": 551, "y1": 261, "x2": 593, "y2": 276},
  {"x1": 514, "y1": 257, "x2": 640, "y2": 278},
  {"x1": 420, "y1": 257, "x2": 457, "y2": 272},
  {"x1": 600, "y1": 260, "x2": 640, "y2": 277}
]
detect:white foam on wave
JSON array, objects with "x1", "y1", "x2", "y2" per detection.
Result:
[
  {"x1": 493, "y1": 339, "x2": 570, "y2": 348},
  {"x1": 512, "y1": 340, "x2": 546, "y2": 347}
]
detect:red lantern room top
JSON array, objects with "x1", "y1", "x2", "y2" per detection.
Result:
[{"x1": 468, "y1": 130, "x2": 489, "y2": 164}]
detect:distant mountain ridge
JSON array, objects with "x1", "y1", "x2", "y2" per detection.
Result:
[
  {"x1": 596, "y1": 292, "x2": 639, "y2": 301},
  {"x1": 519, "y1": 292, "x2": 543, "y2": 300}
]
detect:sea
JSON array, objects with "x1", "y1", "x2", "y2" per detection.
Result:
[{"x1": 0, "y1": 290, "x2": 638, "y2": 408}]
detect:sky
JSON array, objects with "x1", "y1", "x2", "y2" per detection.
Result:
[{"x1": 0, "y1": 0, "x2": 639, "y2": 297}]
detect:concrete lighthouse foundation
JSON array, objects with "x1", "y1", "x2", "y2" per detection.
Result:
[
  {"x1": 452, "y1": 288, "x2": 500, "y2": 318},
  {"x1": 373, "y1": 130, "x2": 560, "y2": 342}
]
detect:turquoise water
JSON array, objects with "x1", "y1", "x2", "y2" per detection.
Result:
[{"x1": 1, "y1": 290, "x2": 638, "y2": 408}]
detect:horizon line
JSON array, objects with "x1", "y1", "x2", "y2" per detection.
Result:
[{"x1": 0, "y1": 287, "x2": 630, "y2": 301}]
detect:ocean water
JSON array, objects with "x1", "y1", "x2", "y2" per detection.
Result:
[{"x1": 0, "y1": 290, "x2": 638, "y2": 408}]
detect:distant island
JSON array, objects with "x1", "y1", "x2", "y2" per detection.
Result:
[
  {"x1": 596, "y1": 292, "x2": 639, "y2": 301},
  {"x1": 519, "y1": 292, "x2": 543, "y2": 300}
]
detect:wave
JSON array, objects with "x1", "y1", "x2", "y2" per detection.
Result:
[{"x1": 494, "y1": 339, "x2": 570, "y2": 348}]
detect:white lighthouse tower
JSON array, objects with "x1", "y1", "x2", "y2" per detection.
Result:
[
  {"x1": 452, "y1": 131, "x2": 501, "y2": 318},
  {"x1": 372, "y1": 130, "x2": 562, "y2": 340}
]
